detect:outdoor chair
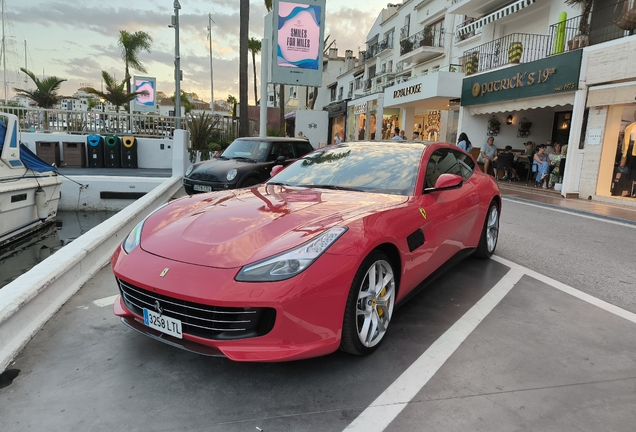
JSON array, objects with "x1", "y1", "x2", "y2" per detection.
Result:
[{"x1": 496, "y1": 152, "x2": 515, "y2": 181}]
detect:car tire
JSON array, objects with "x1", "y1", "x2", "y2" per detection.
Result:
[
  {"x1": 340, "y1": 251, "x2": 396, "y2": 356},
  {"x1": 474, "y1": 200, "x2": 499, "y2": 259},
  {"x1": 238, "y1": 176, "x2": 260, "y2": 188}
]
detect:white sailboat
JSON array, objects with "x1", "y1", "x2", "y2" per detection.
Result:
[{"x1": 0, "y1": 113, "x2": 61, "y2": 247}]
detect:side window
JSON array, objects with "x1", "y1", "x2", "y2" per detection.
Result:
[
  {"x1": 451, "y1": 150, "x2": 475, "y2": 181},
  {"x1": 424, "y1": 149, "x2": 463, "y2": 190},
  {"x1": 267, "y1": 143, "x2": 281, "y2": 162},
  {"x1": 296, "y1": 142, "x2": 314, "y2": 156}
]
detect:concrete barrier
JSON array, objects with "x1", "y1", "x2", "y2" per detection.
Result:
[{"x1": 0, "y1": 176, "x2": 183, "y2": 373}]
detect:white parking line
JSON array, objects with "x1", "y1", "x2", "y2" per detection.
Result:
[
  {"x1": 502, "y1": 197, "x2": 636, "y2": 229},
  {"x1": 92, "y1": 295, "x2": 118, "y2": 308},
  {"x1": 343, "y1": 256, "x2": 636, "y2": 432},
  {"x1": 343, "y1": 267, "x2": 525, "y2": 432}
]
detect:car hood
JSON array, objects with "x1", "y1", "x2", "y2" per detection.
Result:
[
  {"x1": 191, "y1": 158, "x2": 259, "y2": 175},
  {"x1": 140, "y1": 185, "x2": 407, "y2": 268}
]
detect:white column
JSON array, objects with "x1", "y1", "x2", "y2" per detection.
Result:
[
  {"x1": 259, "y1": 38, "x2": 269, "y2": 137},
  {"x1": 375, "y1": 94, "x2": 384, "y2": 141},
  {"x1": 561, "y1": 88, "x2": 587, "y2": 197},
  {"x1": 172, "y1": 129, "x2": 190, "y2": 177},
  {"x1": 401, "y1": 107, "x2": 415, "y2": 137}
]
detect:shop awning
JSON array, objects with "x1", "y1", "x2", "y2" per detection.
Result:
[
  {"x1": 466, "y1": 92, "x2": 574, "y2": 115},
  {"x1": 284, "y1": 111, "x2": 296, "y2": 120},
  {"x1": 456, "y1": 0, "x2": 536, "y2": 37}
]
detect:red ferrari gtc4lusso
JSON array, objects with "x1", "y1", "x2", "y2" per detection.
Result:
[{"x1": 112, "y1": 141, "x2": 501, "y2": 362}]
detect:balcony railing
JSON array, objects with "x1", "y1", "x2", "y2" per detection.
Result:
[
  {"x1": 400, "y1": 28, "x2": 445, "y2": 55},
  {"x1": 400, "y1": 24, "x2": 410, "y2": 40},
  {"x1": 382, "y1": 64, "x2": 463, "y2": 89},
  {"x1": 460, "y1": 33, "x2": 551, "y2": 74},
  {"x1": 456, "y1": 18, "x2": 483, "y2": 41},
  {"x1": 0, "y1": 106, "x2": 248, "y2": 140}
]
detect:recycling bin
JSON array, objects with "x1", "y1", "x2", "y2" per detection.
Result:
[
  {"x1": 87, "y1": 135, "x2": 104, "y2": 168},
  {"x1": 62, "y1": 142, "x2": 86, "y2": 168},
  {"x1": 104, "y1": 135, "x2": 121, "y2": 168},
  {"x1": 35, "y1": 141, "x2": 61, "y2": 167},
  {"x1": 121, "y1": 136, "x2": 138, "y2": 168}
]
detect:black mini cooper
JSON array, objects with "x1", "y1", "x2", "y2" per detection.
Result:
[{"x1": 183, "y1": 137, "x2": 315, "y2": 194}]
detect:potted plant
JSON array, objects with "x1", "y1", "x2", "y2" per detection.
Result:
[
  {"x1": 508, "y1": 42, "x2": 523, "y2": 63},
  {"x1": 465, "y1": 53, "x2": 479, "y2": 75},
  {"x1": 488, "y1": 116, "x2": 501, "y2": 136},
  {"x1": 517, "y1": 118, "x2": 532, "y2": 138},
  {"x1": 400, "y1": 39, "x2": 413, "y2": 54},
  {"x1": 421, "y1": 27, "x2": 434, "y2": 47},
  {"x1": 565, "y1": 0, "x2": 593, "y2": 48}
]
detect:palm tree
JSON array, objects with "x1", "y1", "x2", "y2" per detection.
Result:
[
  {"x1": 187, "y1": 112, "x2": 220, "y2": 161},
  {"x1": 227, "y1": 94, "x2": 238, "y2": 116},
  {"x1": 239, "y1": 0, "x2": 249, "y2": 137},
  {"x1": 82, "y1": 71, "x2": 147, "y2": 113},
  {"x1": 14, "y1": 67, "x2": 66, "y2": 130},
  {"x1": 263, "y1": 0, "x2": 285, "y2": 134},
  {"x1": 13, "y1": 67, "x2": 66, "y2": 109},
  {"x1": 118, "y1": 30, "x2": 153, "y2": 96},
  {"x1": 248, "y1": 37, "x2": 262, "y2": 106},
  {"x1": 565, "y1": 0, "x2": 593, "y2": 36},
  {"x1": 171, "y1": 90, "x2": 194, "y2": 114}
]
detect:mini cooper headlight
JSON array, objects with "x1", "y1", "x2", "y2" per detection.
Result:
[
  {"x1": 236, "y1": 226, "x2": 348, "y2": 282},
  {"x1": 226, "y1": 168, "x2": 238, "y2": 181},
  {"x1": 185, "y1": 164, "x2": 194, "y2": 176},
  {"x1": 122, "y1": 203, "x2": 169, "y2": 254}
]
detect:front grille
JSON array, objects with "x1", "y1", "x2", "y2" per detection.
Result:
[
  {"x1": 117, "y1": 279, "x2": 276, "y2": 340},
  {"x1": 189, "y1": 172, "x2": 219, "y2": 182}
]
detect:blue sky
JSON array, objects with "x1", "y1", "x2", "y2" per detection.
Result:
[{"x1": 4, "y1": 0, "x2": 386, "y2": 103}]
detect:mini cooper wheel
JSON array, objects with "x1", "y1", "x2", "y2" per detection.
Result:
[
  {"x1": 474, "y1": 201, "x2": 499, "y2": 258},
  {"x1": 341, "y1": 251, "x2": 396, "y2": 355}
]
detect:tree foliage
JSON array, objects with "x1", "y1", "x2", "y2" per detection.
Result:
[
  {"x1": 248, "y1": 37, "x2": 262, "y2": 106},
  {"x1": 81, "y1": 70, "x2": 148, "y2": 113},
  {"x1": 13, "y1": 67, "x2": 66, "y2": 109},
  {"x1": 118, "y1": 30, "x2": 153, "y2": 96}
]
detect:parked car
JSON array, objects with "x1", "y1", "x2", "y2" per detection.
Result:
[
  {"x1": 112, "y1": 141, "x2": 501, "y2": 362},
  {"x1": 183, "y1": 137, "x2": 315, "y2": 194}
]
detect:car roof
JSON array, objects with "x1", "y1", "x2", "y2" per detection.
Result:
[
  {"x1": 234, "y1": 137, "x2": 310, "y2": 143},
  {"x1": 330, "y1": 140, "x2": 441, "y2": 149}
]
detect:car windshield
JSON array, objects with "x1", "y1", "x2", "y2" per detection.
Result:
[
  {"x1": 267, "y1": 143, "x2": 424, "y2": 195},
  {"x1": 221, "y1": 140, "x2": 270, "y2": 162}
]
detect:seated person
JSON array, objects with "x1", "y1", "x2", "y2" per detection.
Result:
[
  {"x1": 533, "y1": 144, "x2": 550, "y2": 188},
  {"x1": 499, "y1": 146, "x2": 520, "y2": 180},
  {"x1": 477, "y1": 136, "x2": 498, "y2": 177},
  {"x1": 548, "y1": 144, "x2": 567, "y2": 188}
]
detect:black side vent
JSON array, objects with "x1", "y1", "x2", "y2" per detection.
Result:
[
  {"x1": 100, "y1": 191, "x2": 146, "y2": 199},
  {"x1": 11, "y1": 193, "x2": 27, "y2": 203},
  {"x1": 406, "y1": 229, "x2": 425, "y2": 252}
]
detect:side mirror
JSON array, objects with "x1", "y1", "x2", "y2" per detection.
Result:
[
  {"x1": 426, "y1": 173, "x2": 463, "y2": 193},
  {"x1": 276, "y1": 155, "x2": 286, "y2": 163},
  {"x1": 271, "y1": 165, "x2": 285, "y2": 177}
]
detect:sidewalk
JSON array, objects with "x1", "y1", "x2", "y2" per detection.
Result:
[{"x1": 498, "y1": 182, "x2": 636, "y2": 224}]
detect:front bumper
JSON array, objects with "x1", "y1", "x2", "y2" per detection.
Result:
[
  {"x1": 183, "y1": 177, "x2": 237, "y2": 193},
  {"x1": 111, "y1": 245, "x2": 359, "y2": 362}
]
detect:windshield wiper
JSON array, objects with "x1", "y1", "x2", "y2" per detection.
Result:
[
  {"x1": 231, "y1": 156, "x2": 256, "y2": 162},
  {"x1": 300, "y1": 184, "x2": 364, "y2": 192},
  {"x1": 267, "y1": 181, "x2": 291, "y2": 186}
]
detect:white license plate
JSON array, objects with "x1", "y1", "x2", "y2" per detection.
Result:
[
  {"x1": 143, "y1": 308, "x2": 183, "y2": 339},
  {"x1": 193, "y1": 184, "x2": 212, "y2": 192}
]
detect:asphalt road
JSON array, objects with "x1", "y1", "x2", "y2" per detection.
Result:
[{"x1": 496, "y1": 197, "x2": 636, "y2": 314}]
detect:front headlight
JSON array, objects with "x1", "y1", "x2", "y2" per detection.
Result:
[
  {"x1": 226, "y1": 168, "x2": 238, "y2": 181},
  {"x1": 123, "y1": 220, "x2": 144, "y2": 254},
  {"x1": 185, "y1": 164, "x2": 194, "y2": 176},
  {"x1": 236, "y1": 226, "x2": 348, "y2": 282},
  {"x1": 122, "y1": 203, "x2": 169, "y2": 254}
]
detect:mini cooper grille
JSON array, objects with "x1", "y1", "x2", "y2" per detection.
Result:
[
  {"x1": 117, "y1": 279, "x2": 276, "y2": 340},
  {"x1": 189, "y1": 173, "x2": 220, "y2": 182}
]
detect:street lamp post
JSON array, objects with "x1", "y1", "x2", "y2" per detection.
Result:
[
  {"x1": 171, "y1": 0, "x2": 182, "y2": 130},
  {"x1": 208, "y1": 13, "x2": 215, "y2": 115}
]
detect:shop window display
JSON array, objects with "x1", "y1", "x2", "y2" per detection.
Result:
[{"x1": 611, "y1": 107, "x2": 636, "y2": 198}]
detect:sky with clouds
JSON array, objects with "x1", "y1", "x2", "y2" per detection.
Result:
[{"x1": 4, "y1": 0, "x2": 388, "y2": 104}]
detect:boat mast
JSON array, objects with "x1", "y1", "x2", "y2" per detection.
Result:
[
  {"x1": 208, "y1": 13, "x2": 215, "y2": 115},
  {"x1": 2, "y1": 0, "x2": 6, "y2": 104}
]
